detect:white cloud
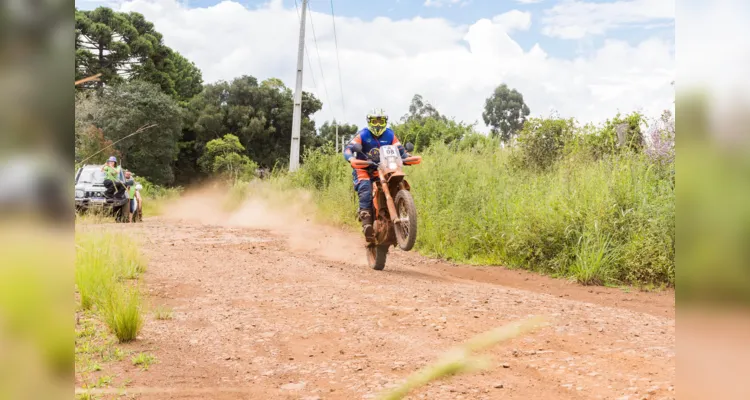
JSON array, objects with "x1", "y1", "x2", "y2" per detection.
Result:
[
  {"x1": 424, "y1": 0, "x2": 463, "y2": 8},
  {"x1": 492, "y1": 10, "x2": 532, "y2": 32},
  {"x1": 542, "y1": 0, "x2": 674, "y2": 39},
  {"x1": 107, "y1": 0, "x2": 673, "y2": 132},
  {"x1": 516, "y1": 0, "x2": 544, "y2": 4}
]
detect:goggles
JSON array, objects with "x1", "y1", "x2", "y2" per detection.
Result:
[{"x1": 368, "y1": 116, "x2": 387, "y2": 126}]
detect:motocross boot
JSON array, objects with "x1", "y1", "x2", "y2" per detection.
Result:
[{"x1": 359, "y1": 208, "x2": 375, "y2": 242}]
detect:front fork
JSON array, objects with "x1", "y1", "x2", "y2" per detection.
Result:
[{"x1": 377, "y1": 174, "x2": 401, "y2": 226}]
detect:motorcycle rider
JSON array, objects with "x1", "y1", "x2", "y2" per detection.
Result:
[{"x1": 343, "y1": 108, "x2": 409, "y2": 241}]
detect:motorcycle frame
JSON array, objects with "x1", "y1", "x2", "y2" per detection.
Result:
[{"x1": 352, "y1": 154, "x2": 421, "y2": 247}]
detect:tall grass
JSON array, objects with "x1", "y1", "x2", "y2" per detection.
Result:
[
  {"x1": 75, "y1": 232, "x2": 147, "y2": 342},
  {"x1": 279, "y1": 141, "x2": 674, "y2": 287}
]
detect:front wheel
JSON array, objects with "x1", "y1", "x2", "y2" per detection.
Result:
[
  {"x1": 366, "y1": 244, "x2": 389, "y2": 270},
  {"x1": 394, "y1": 190, "x2": 418, "y2": 251}
]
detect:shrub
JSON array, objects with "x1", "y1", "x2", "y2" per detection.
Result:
[
  {"x1": 75, "y1": 232, "x2": 146, "y2": 342},
  {"x1": 509, "y1": 117, "x2": 576, "y2": 171}
]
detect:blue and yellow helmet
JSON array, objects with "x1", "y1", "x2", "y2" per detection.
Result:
[{"x1": 367, "y1": 108, "x2": 388, "y2": 137}]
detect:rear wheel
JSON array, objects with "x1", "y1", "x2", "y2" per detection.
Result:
[
  {"x1": 394, "y1": 190, "x2": 418, "y2": 251},
  {"x1": 366, "y1": 244, "x2": 389, "y2": 270}
]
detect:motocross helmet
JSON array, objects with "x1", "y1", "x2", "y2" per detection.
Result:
[{"x1": 367, "y1": 108, "x2": 388, "y2": 137}]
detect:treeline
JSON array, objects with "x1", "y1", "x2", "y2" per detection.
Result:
[
  {"x1": 75, "y1": 7, "x2": 324, "y2": 185},
  {"x1": 74, "y1": 7, "x2": 543, "y2": 187}
]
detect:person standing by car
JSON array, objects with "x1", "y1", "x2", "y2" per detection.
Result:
[
  {"x1": 124, "y1": 170, "x2": 137, "y2": 222},
  {"x1": 134, "y1": 180, "x2": 142, "y2": 222},
  {"x1": 101, "y1": 156, "x2": 124, "y2": 198}
]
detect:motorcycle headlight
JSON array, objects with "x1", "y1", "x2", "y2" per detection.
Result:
[{"x1": 75, "y1": 190, "x2": 84, "y2": 198}]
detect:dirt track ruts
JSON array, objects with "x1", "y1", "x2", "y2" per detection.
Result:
[{"x1": 90, "y1": 194, "x2": 675, "y2": 400}]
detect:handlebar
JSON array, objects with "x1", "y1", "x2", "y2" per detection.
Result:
[{"x1": 351, "y1": 155, "x2": 422, "y2": 169}]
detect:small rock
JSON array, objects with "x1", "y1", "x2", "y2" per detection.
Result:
[
  {"x1": 598, "y1": 327, "x2": 604, "y2": 333},
  {"x1": 502, "y1": 363, "x2": 510, "y2": 368},
  {"x1": 494, "y1": 383, "x2": 504, "y2": 389}
]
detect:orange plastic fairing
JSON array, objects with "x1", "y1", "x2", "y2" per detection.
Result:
[{"x1": 403, "y1": 156, "x2": 422, "y2": 165}]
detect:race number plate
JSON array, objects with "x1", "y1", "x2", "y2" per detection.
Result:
[{"x1": 381, "y1": 145, "x2": 399, "y2": 158}]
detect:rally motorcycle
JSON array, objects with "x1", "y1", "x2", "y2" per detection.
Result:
[{"x1": 350, "y1": 142, "x2": 422, "y2": 270}]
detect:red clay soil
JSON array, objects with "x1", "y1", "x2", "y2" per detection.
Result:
[{"x1": 78, "y1": 194, "x2": 675, "y2": 400}]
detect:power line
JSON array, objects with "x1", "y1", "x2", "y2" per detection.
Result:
[
  {"x1": 293, "y1": 0, "x2": 317, "y2": 90},
  {"x1": 307, "y1": 2, "x2": 334, "y2": 120},
  {"x1": 329, "y1": 0, "x2": 346, "y2": 116}
]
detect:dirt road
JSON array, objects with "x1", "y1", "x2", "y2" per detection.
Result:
[{"x1": 97, "y1": 192, "x2": 675, "y2": 400}]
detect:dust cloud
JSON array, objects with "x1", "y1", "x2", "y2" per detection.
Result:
[{"x1": 159, "y1": 181, "x2": 368, "y2": 266}]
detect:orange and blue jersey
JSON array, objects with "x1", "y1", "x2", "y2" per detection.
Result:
[
  {"x1": 343, "y1": 127, "x2": 407, "y2": 182},
  {"x1": 344, "y1": 127, "x2": 407, "y2": 210}
]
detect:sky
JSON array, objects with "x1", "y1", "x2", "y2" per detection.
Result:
[{"x1": 75, "y1": 0, "x2": 676, "y2": 132}]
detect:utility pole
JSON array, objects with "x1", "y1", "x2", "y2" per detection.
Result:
[
  {"x1": 289, "y1": 0, "x2": 308, "y2": 172},
  {"x1": 335, "y1": 120, "x2": 339, "y2": 153}
]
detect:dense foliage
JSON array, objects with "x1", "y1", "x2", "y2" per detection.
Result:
[{"x1": 278, "y1": 112, "x2": 675, "y2": 287}]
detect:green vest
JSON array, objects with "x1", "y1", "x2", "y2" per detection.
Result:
[{"x1": 104, "y1": 165, "x2": 120, "y2": 181}]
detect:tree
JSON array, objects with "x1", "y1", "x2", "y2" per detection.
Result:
[
  {"x1": 75, "y1": 125, "x2": 120, "y2": 166},
  {"x1": 179, "y1": 75, "x2": 322, "y2": 182},
  {"x1": 401, "y1": 94, "x2": 446, "y2": 123},
  {"x1": 317, "y1": 120, "x2": 359, "y2": 148},
  {"x1": 90, "y1": 80, "x2": 183, "y2": 185},
  {"x1": 198, "y1": 134, "x2": 258, "y2": 181},
  {"x1": 168, "y1": 51, "x2": 204, "y2": 103},
  {"x1": 391, "y1": 94, "x2": 470, "y2": 150},
  {"x1": 75, "y1": 7, "x2": 203, "y2": 102},
  {"x1": 482, "y1": 84, "x2": 530, "y2": 143}
]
